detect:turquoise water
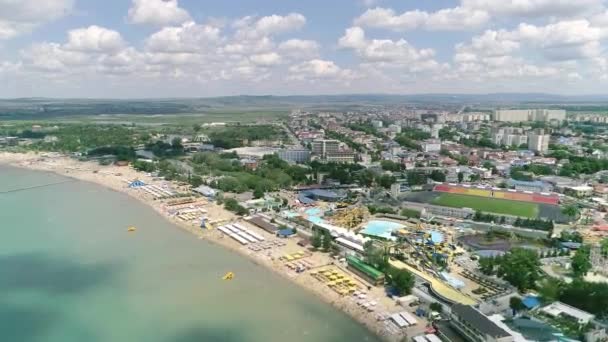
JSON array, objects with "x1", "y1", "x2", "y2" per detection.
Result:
[
  {"x1": 304, "y1": 208, "x2": 325, "y2": 225},
  {"x1": 360, "y1": 220, "x2": 404, "y2": 240},
  {"x1": 430, "y1": 231, "x2": 444, "y2": 244},
  {"x1": 0, "y1": 166, "x2": 380, "y2": 342}
]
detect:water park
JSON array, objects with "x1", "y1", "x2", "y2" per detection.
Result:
[{"x1": 279, "y1": 202, "x2": 498, "y2": 307}]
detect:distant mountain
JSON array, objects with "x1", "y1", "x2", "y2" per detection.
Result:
[{"x1": 2, "y1": 93, "x2": 608, "y2": 119}]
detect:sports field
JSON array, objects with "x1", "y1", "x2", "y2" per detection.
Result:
[{"x1": 432, "y1": 193, "x2": 539, "y2": 218}]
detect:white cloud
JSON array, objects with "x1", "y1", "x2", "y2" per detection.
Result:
[
  {"x1": 65, "y1": 26, "x2": 126, "y2": 53},
  {"x1": 236, "y1": 13, "x2": 306, "y2": 39},
  {"x1": 128, "y1": 0, "x2": 190, "y2": 26},
  {"x1": 457, "y1": 19, "x2": 605, "y2": 63},
  {"x1": 250, "y1": 52, "x2": 282, "y2": 66},
  {"x1": 354, "y1": 6, "x2": 489, "y2": 31},
  {"x1": 278, "y1": 39, "x2": 320, "y2": 59},
  {"x1": 339, "y1": 27, "x2": 441, "y2": 72},
  {"x1": 0, "y1": 0, "x2": 73, "y2": 39},
  {"x1": 288, "y1": 59, "x2": 355, "y2": 81},
  {"x1": 145, "y1": 22, "x2": 222, "y2": 53},
  {"x1": 462, "y1": 0, "x2": 603, "y2": 18}
]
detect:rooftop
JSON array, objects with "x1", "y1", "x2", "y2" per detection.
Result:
[
  {"x1": 451, "y1": 304, "x2": 511, "y2": 338},
  {"x1": 541, "y1": 302, "x2": 595, "y2": 322}
]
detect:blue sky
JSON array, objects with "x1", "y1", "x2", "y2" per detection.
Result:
[{"x1": 1, "y1": 0, "x2": 608, "y2": 98}]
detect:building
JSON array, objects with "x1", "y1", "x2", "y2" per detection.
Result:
[
  {"x1": 507, "y1": 179, "x2": 553, "y2": 193},
  {"x1": 277, "y1": 149, "x2": 311, "y2": 163},
  {"x1": 449, "y1": 304, "x2": 514, "y2": 342},
  {"x1": 421, "y1": 139, "x2": 442, "y2": 153},
  {"x1": 541, "y1": 302, "x2": 595, "y2": 325},
  {"x1": 494, "y1": 109, "x2": 566, "y2": 123},
  {"x1": 528, "y1": 129, "x2": 550, "y2": 154},
  {"x1": 564, "y1": 185, "x2": 594, "y2": 198},
  {"x1": 371, "y1": 120, "x2": 383, "y2": 128},
  {"x1": 312, "y1": 139, "x2": 340, "y2": 156},
  {"x1": 325, "y1": 152, "x2": 355, "y2": 163},
  {"x1": 346, "y1": 255, "x2": 385, "y2": 285}
]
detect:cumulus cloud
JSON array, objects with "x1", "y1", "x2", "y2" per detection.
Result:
[
  {"x1": 0, "y1": 0, "x2": 73, "y2": 39},
  {"x1": 236, "y1": 13, "x2": 306, "y2": 39},
  {"x1": 128, "y1": 0, "x2": 191, "y2": 26},
  {"x1": 339, "y1": 27, "x2": 442, "y2": 72},
  {"x1": 65, "y1": 26, "x2": 126, "y2": 53},
  {"x1": 145, "y1": 22, "x2": 222, "y2": 53},
  {"x1": 278, "y1": 39, "x2": 320, "y2": 59},
  {"x1": 288, "y1": 59, "x2": 355, "y2": 82},
  {"x1": 462, "y1": 0, "x2": 603, "y2": 18},
  {"x1": 354, "y1": 6, "x2": 489, "y2": 31},
  {"x1": 355, "y1": 0, "x2": 605, "y2": 32}
]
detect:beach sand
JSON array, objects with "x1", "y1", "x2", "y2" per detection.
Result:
[{"x1": 0, "y1": 151, "x2": 419, "y2": 342}]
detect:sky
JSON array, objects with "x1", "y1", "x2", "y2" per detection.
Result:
[{"x1": 1, "y1": 0, "x2": 608, "y2": 98}]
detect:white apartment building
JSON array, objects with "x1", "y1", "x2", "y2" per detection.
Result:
[
  {"x1": 494, "y1": 109, "x2": 566, "y2": 123},
  {"x1": 528, "y1": 129, "x2": 550, "y2": 153}
]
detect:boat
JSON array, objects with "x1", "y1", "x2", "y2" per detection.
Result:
[
  {"x1": 222, "y1": 272, "x2": 234, "y2": 280},
  {"x1": 128, "y1": 226, "x2": 137, "y2": 232}
]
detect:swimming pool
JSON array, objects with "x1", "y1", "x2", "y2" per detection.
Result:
[
  {"x1": 360, "y1": 220, "x2": 404, "y2": 240},
  {"x1": 430, "y1": 231, "x2": 444, "y2": 244},
  {"x1": 304, "y1": 207, "x2": 326, "y2": 224}
]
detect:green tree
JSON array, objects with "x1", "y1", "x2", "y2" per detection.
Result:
[
  {"x1": 509, "y1": 297, "x2": 525, "y2": 313},
  {"x1": 253, "y1": 186, "x2": 265, "y2": 199},
  {"x1": 429, "y1": 302, "x2": 443, "y2": 313},
  {"x1": 311, "y1": 230, "x2": 322, "y2": 250},
  {"x1": 571, "y1": 246, "x2": 592, "y2": 278},
  {"x1": 457, "y1": 172, "x2": 464, "y2": 183},
  {"x1": 322, "y1": 230, "x2": 332, "y2": 252},
  {"x1": 562, "y1": 205, "x2": 580, "y2": 220},
  {"x1": 478, "y1": 256, "x2": 496, "y2": 275},
  {"x1": 497, "y1": 248, "x2": 541, "y2": 291},
  {"x1": 388, "y1": 266, "x2": 415, "y2": 296},
  {"x1": 538, "y1": 278, "x2": 562, "y2": 303}
]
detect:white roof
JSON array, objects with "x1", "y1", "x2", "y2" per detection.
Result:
[
  {"x1": 541, "y1": 302, "x2": 595, "y2": 322},
  {"x1": 335, "y1": 237, "x2": 364, "y2": 252}
]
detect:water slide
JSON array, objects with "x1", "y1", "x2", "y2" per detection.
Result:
[{"x1": 389, "y1": 259, "x2": 476, "y2": 305}]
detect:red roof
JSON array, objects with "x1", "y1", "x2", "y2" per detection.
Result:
[{"x1": 593, "y1": 225, "x2": 608, "y2": 231}]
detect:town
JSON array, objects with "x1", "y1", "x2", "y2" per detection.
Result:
[{"x1": 4, "y1": 104, "x2": 608, "y2": 342}]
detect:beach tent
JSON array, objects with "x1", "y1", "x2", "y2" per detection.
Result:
[{"x1": 128, "y1": 180, "x2": 146, "y2": 188}]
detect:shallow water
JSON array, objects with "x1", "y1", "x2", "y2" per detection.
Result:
[{"x1": 0, "y1": 166, "x2": 380, "y2": 342}]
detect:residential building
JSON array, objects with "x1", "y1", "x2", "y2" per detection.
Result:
[
  {"x1": 449, "y1": 304, "x2": 514, "y2": 342},
  {"x1": 312, "y1": 139, "x2": 340, "y2": 156},
  {"x1": 540, "y1": 302, "x2": 595, "y2": 325},
  {"x1": 494, "y1": 109, "x2": 566, "y2": 123},
  {"x1": 277, "y1": 149, "x2": 311, "y2": 163},
  {"x1": 325, "y1": 152, "x2": 355, "y2": 163},
  {"x1": 371, "y1": 120, "x2": 383, "y2": 128},
  {"x1": 421, "y1": 139, "x2": 442, "y2": 153},
  {"x1": 528, "y1": 129, "x2": 550, "y2": 153},
  {"x1": 507, "y1": 179, "x2": 553, "y2": 193}
]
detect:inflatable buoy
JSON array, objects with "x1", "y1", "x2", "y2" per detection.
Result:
[
  {"x1": 128, "y1": 226, "x2": 137, "y2": 232},
  {"x1": 222, "y1": 272, "x2": 234, "y2": 280}
]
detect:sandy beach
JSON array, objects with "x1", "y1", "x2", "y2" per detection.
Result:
[{"x1": 0, "y1": 151, "x2": 418, "y2": 342}]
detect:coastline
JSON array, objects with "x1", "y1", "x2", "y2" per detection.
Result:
[{"x1": 0, "y1": 152, "x2": 404, "y2": 342}]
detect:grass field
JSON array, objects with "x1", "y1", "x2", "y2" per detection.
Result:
[{"x1": 432, "y1": 193, "x2": 539, "y2": 218}]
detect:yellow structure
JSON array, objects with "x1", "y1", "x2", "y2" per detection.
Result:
[
  {"x1": 389, "y1": 260, "x2": 476, "y2": 305},
  {"x1": 127, "y1": 226, "x2": 137, "y2": 232},
  {"x1": 222, "y1": 272, "x2": 234, "y2": 280}
]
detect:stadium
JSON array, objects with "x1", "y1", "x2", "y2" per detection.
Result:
[{"x1": 433, "y1": 184, "x2": 559, "y2": 205}]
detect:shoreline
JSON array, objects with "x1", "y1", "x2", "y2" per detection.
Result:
[{"x1": 0, "y1": 152, "x2": 405, "y2": 342}]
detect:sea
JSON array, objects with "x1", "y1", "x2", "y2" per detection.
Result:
[{"x1": 0, "y1": 166, "x2": 380, "y2": 342}]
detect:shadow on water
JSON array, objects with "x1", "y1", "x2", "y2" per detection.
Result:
[
  {"x1": 0, "y1": 252, "x2": 121, "y2": 342},
  {"x1": 0, "y1": 252, "x2": 120, "y2": 294}
]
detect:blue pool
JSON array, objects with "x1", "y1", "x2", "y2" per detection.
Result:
[
  {"x1": 361, "y1": 220, "x2": 405, "y2": 240},
  {"x1": 430, "y1": 231, "x2": 444, "y2": 244},
  {"x1": 304, "y1": 208, "x2": 326, "y2": 224}
]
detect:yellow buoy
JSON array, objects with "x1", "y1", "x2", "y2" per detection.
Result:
[
  {"x1": 128, "y1": 226, "x2": 137, "y2": 232},
  {"x1": 222, "y1": 272, "x2": 234, "y2": 280}
]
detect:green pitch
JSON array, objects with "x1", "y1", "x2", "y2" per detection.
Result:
[{"x1": 432, "y1": 193, "x2": 539, "y2": 218}]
